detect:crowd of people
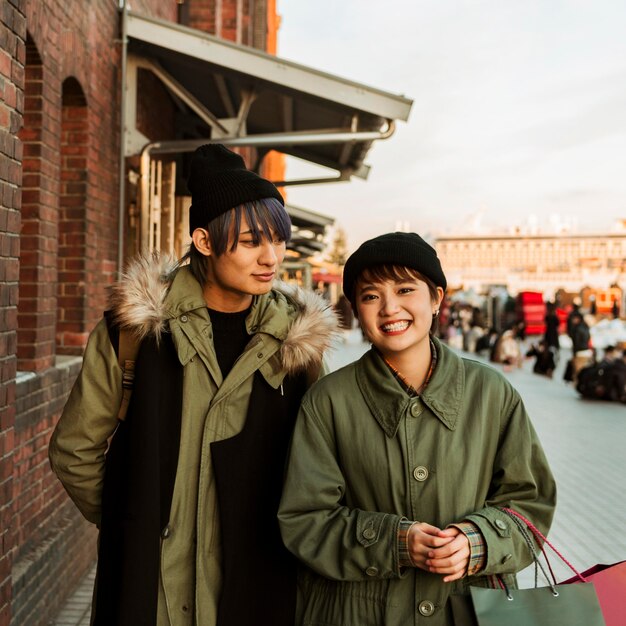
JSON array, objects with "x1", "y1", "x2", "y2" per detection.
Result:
[{"x1": 440, "y1": 298, "x2": 626, "y2": 404}]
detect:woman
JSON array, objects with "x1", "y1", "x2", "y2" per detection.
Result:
[
  {"x1": 543, "y1": 301, "x2": 560, "y2": 353},
  {"x1": 49, "y1": 144, "x2": 338, "y2": 626},
  {"x1": 278, "y1": 232, "x2": 556, "y2": 626}
]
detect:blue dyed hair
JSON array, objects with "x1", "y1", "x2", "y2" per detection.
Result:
[{"x1": 184, "y1": 196, "x2": 291, "y2": 285}]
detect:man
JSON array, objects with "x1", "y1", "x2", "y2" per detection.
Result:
[
  {"x1": 49, "y1": 144, "x2": 338, "y2": 626},
  {"x1": 569, "y1": 311, "x2": 592, "y2": 382}
]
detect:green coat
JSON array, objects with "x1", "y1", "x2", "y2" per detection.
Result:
[
  {"x1": 49, "y1": 256, "x2": 338, "y2": 626},
  {"x1": 278, "y1": 338, "x2": 556, "y2": 626}
]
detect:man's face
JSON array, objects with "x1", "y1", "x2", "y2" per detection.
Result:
[{"x1": 203, "y1": 213, "x2": 287, "y2": 310}]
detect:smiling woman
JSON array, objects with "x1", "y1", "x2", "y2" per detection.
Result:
[{"x1": 278, "y1": 230, "x2": 556, "y2": 626}]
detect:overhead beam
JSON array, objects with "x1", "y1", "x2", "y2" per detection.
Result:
[
  {"x1": 127, "y1": 11, "x2": 413, "y2": 121},
  {"x1": 131, "y1": 55, "x2": 229, "y2": 135}
]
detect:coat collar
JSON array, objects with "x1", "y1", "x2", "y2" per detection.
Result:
[
  {"x1": 355, "y1": 336, "x2": 465, "y2": 438},
  {"x1": 109, "y1": 253, "x2": 340, "y2": 378}
]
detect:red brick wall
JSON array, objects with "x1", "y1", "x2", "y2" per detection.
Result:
[
  {"x1": 0, "y1": 2, "x2": 25, "y2": 623},
  {"x1": 2, "y1": 1, "x2": 178, "y2": 625},
  {"x1": 11, "y1": 363, "x2": 97, "y2": 626},
  {"x1": 185, "y1": 0, "x2": 222, "y2": 36}
]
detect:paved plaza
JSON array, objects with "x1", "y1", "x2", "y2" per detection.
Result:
[{"x1": 52, "y1": 332, "x2": 626, "y2": 623}]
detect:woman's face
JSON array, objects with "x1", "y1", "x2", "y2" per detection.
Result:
[{"x1": 356, "y1": 275, "x2": 443, "y2": 360}]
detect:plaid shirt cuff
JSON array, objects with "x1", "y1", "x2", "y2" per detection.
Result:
[
  {"x1": 450, "y1": 522, "x2": 486, "y2": 576},
  {"x1": 397, "y1": 519, "x2": 417, "y2": 567}
]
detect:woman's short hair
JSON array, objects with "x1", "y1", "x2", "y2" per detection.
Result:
[{"x1": 183, "y1": 197, "x2": 291, "y2": 285}]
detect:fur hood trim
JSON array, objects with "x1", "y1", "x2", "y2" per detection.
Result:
[
  {"x1": 109, "y1": 254, "x2": 340, "y2": 375},
  {"x1": 273, "y1": 281, "x2": 341, "y2": 375},
  {"x1": 109, "y1": 253, "x2": 179, "y2": 343}
]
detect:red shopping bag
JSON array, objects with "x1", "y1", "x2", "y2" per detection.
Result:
[{"x1": 561, "y1": 561, "x2": 626, "y2": 626}]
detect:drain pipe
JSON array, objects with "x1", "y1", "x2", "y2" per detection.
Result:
[
  {"x1": 144, "y1": 122, "x2": 396, "y2": 156},
  {"x1": 116, "y1": 0, "x2": 129, "y2": 276}
]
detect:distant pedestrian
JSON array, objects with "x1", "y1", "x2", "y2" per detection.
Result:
[
  {"x1": 566, "y1": 299, "x2": 581, "y2": 340},
  {"x1": 526, "y1": 340, "x2": 556, "y2": 378},
  {"x1": 278, "y1": 231, "x2": 556, "y2": 626},
  {"x1": 475, "y1": 327, "x2": 498, "y2": 357},
  {"x1": 49, "y1": 144, "x2": 338, "y2": 626},
  {"x1": 570, "y1": 311, "x2": 593, "y2": 383},
  {"x1": 492, "y1": 326, "x2": 522, "y2": 371},
  {"x1": 543, "y1": 301, "x2": 560, "y2": 353},
  {"x1": 612, "y1": 298, "x2": 620, "y2": 319}
]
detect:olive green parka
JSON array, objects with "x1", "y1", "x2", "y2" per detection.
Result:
[
  {"x1": 49, "y1": 255, "x2": 339, "y2": 626},
  {"x1": 278, "y1": 338, "x2": 556, "y2": 626}
]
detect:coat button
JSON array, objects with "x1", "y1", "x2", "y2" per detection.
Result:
[
  {"x1": 501, "y1": 553, "x2": 512, "y2": 564},
  {"x1": 257, "y1": 352, "x2": 264, "y2": 359},
  {"x1": 495, "y1": 519, "x2": 508, "y2": 530},
  {"x1": 363, "y1": 528, "x2": 376, "y2": 540},
  {"x1": 161, "y1": 525, "x2": 171, "y2": 539},
  {"x1": 365, "y1": 566, "x2": 378, "y2": 576},
  {"x1": 410, "y1": 403, "x2": 421, "y2": 417},
  {"x1": 413, "y1": 466, "x2": 429, "y2": 481},
  {"x1": 418, "y1": 600, "x2": 435, "y2": 616},
  {"x1": 180, "y1": 315, "x2": 188, "y2": 323}
]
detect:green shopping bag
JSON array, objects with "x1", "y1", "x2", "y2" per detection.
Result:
[
  {"x1": 470, "y1": 583, "x2": 605, "y2": 626},
  {"x1": 463, "y1": 509, "x2": 606, "y2": 626}
]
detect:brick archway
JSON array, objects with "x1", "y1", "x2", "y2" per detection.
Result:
[
  {"x1": 17, "y1": 34, "x2": 54, "y2": 372},
  {"x1": 56, "y1": 77, "x2": 89, "y2": 355}
]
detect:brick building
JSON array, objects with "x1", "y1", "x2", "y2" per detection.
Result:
[{"x1": 0, "y1": 1, "x2": 411, "y2": 624}]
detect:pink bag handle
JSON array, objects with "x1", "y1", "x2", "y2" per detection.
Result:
[{"x1": 502, "y1": 508, "x2": 587, "y2": 583}]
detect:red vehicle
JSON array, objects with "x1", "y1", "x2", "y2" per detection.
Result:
[{"x1": 516, "y1": 291, "x2": 546, "y2": 336}]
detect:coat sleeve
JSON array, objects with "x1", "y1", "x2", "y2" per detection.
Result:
[
  {"x1": 462, "y1": 394, "x2": 557, "y2": 576},
  {"x1": 278, "y1": 398, "x2": 404, "y2": 581},
  {"x1": 48, "y1": 319, "x2": 123, "y2": 526}
]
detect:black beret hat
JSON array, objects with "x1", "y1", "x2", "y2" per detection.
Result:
[
  {"x1": 343, "y1": 232, "x2": 447, "y2": 302},
  {"x1": 187, "y1": 144, "x2": 284, "y2": 235}
]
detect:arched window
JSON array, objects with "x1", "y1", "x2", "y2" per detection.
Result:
[
  {"x1": 56, "y1": 78, "x2": 88, "y2": 355},
  {"x1": 17, "y1": 35, "x2": 51, "y2": 371}
]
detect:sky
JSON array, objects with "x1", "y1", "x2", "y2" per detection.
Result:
[{"x1": 275, "y1": 0, "x2": 626, "y2": 251}]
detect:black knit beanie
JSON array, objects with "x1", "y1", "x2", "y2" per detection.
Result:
[
  {"x1": 187, "y1": 144, "x2": 284, "y2": 235},
  {"x1": 343, "y1": 232, "x2": 447, "y2": 302}
]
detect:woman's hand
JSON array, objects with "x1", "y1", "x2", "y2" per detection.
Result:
[
  {"x1": 407, "y1": 522, "x2": 454, "y2": 570},
  {"x1": 424, "y1": 526, "x2": 470, "y2": 582}
]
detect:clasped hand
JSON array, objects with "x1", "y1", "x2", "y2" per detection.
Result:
[{"x1": 407, "y1": 523, "x2": 470, "y2": 582}]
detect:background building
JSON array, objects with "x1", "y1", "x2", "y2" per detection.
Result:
[{"x1": 436, "y1": 229, "x2": 626, "y2": 311}]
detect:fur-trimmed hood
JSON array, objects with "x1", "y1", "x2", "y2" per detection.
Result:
[{"x1": 109, "y1": 254, "x2": 340, "y2": 376}]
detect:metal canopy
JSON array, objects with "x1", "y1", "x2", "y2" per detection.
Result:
[
  {"x1": 124, "y1": 11, "x2": 413, "y2": 182},
  {"x1": 287, "y1": 204, "x2": 335, "y2": 256}
]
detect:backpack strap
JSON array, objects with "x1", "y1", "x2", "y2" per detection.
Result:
[{"x1": 117, "y1": 328, "x2": 141, "y2": 421}]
